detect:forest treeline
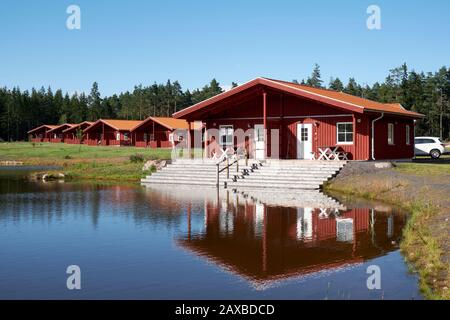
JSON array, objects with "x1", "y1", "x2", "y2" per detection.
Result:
[{"x1": 0, "y1": 64, "x2": 448, "y2": 141}]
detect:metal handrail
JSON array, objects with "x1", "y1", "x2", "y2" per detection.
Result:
[{"x1": 215, "y1": 153, "x2": 243, "y2": 187}]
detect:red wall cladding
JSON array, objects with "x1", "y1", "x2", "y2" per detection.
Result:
[
  {"x1": 205, "y1": 89, "x2": 373, "y2": 160},
  {"x1": 196, "y1": 87, "x2": 416, "y2": 160},
  {"x1": 372, "y1": 116, "x2": 415, "y2": 160}
]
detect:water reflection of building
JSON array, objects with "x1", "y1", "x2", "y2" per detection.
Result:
[{"x1": 176, "y1": 188, "x2": 407, "y2": 289}]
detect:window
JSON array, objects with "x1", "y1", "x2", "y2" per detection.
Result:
[
  {"x1": 301, "y1": 127, "x2": 308, "y2": 141},
  {"x1": 255, "y1": 127, "x2": 264, "y2": 142},
  {"x1": 415, "y1": 138, "x2": 436, "y2": 144},
  {"x1": 123, "y1": 133, "x2": 129, "y2": 141},
  {"x1": 420, "y1": 138, "x2": 436, "y2": 144},
  {"x1": 219, "y1": 125, "x2": 234, "y2": 146},
  {"x1": 388, "y1": 123, "x2": 394, "y2": 145},
  {"x1": 116, "y1": 133, "x2": 120, "y2": 140},
  {"x1": 336, "y1": 122, "x2": 353, "y2": 144},
  {"x1": 406, "y1": 125, "x2": 410, "y2": 145}
]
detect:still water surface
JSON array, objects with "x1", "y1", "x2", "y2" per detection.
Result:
[{"x1": 0, "y1": 167, "x2": 421, "y2": 299}]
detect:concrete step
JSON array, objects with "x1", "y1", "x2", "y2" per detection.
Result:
[
  {"x1": 160, "y1": 168, "x2": 337, "y2": 175},
  {"x1": 143, "y1": 176, "x2": 224, "y2": 183},
  {"x1": 162, "y1": 166, "x2": 253, "y2": 172},
  {"x1": 248, "y1": 170, "x2": 337, "y2": 175},
  {"x1": 150, "y1": 172, "x2": 333, "y2": 180},
  {"x1": 233, "y1": 176, "x2": 331, "y2": 182},
  {"x1": 226, "y1": 181, "x2": 320, "y2": 190},
  {"x1": 141, "y1": 179, "x2": 222, "y2": 187},
  {"x1": 256, "y1": 166, "x2": 343, "y2": 171}
]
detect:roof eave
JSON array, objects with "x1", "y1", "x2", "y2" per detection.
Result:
[
  {"x1": 83, "y1": 119, "x2": 120, "y2": 133},
  {"x1": 364, "y1": 109, "x2": 425, "y2": 118}
]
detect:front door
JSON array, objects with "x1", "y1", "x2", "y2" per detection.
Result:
[
  {"x1": 297, "y1": 123, "x2": 313, "y2": 159},
  {"x1": 254, "y1": 124, "x2": 265, "y2": 159}
]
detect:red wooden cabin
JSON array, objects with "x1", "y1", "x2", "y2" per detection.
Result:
[
  {"x1": 174, "y1": 78, "x2": 424, "y2": 160},
  {"x1": 83, "y1": 119, "x2": 142, "y2": 146},
  {"x1": 46, "y1": 124, "x2": 77, "y2": 143},
  {"x1": 27, "y1": 125, "x2": 58, "y2": 142},
  {"x1": 62, "y1": 121, "x2": 94, "y2": 144},
  {"x1": 131, "y1": 117, "x2": 190, "y2": 148}
]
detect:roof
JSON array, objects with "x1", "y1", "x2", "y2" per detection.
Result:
[
  {"x1": 62, "y1": 121, "x2": 94, "y2": 133},
  {"x1": 131, "y1": 117, "x2": 190, "y2": 132},
  {"x1": 27, "y1": 124, "x2": 58, "y2": 134},
  {"x1": 47, "y1": 123, "x2": 77, "y2": 134},
  {"x1": 84, "y1": 119, "x2": 143, "y2": 132},
  {"x1": 173, "y1": 77, "x2": 424, "y2": 119}
]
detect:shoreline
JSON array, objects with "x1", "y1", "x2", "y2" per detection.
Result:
[
  {"x1": 324, "y1": 163, "x2": 450, "y2": 300},
  {"x1": 0, "y1": 142, "x2": 171, "y2": 183}
]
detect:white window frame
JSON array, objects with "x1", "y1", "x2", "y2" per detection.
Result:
[
  {"x1": 388, "y1": 123, "x2": 395, "y2": 145},
  {"x1": 336, "y1": 122, "x2": 354, "y2": 145},
  {"x1": 219, "y1": 125, "x2": 234, "y2": 146},
  {"x1": 406, "y1": 125, "x2": 410, "y2": 145},
  {"x1": 116, "y1": 132, "x2": 120, "y2": 141}
]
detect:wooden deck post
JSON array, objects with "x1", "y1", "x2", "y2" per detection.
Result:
[
  {"x1": 187, "y1": 121, "x2": 192, "y2": 159},
  {"x1": 204, "y1": 122, "x2": 208, "y2": 159},
  {"x1": 263, "y1": 91, "x2": 267, "y2": 159}
]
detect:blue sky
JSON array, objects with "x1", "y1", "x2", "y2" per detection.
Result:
[{"x1": 0, "y1": 0, "x2": 449, "y2": 96}]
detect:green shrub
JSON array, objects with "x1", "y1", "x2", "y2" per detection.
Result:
[{"x1": 129, "y1": 153, "x2": 145, "y2": 163}]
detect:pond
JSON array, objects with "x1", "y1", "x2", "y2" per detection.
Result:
[{"x1": 0, "y1": 167, "x2": 422, "y2": 299}]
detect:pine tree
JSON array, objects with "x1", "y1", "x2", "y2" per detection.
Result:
[
  {"x1": 87, "y1": 82, "x2": 102, "y2": 121},
  {"x1": 306, "y1": 64, "x2": 323, "y2": 88},
  {"x1": 344, "y1": 78, "x2": 362, "y2": 96},
  {"x1": 329, "y1": 77, "x2": 344, "y2": 91}
]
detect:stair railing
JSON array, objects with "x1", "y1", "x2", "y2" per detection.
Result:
[{"x1": 215, "y1": 150, "x2": 244, "y2": 187}]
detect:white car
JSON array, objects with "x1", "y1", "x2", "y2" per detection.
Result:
[{"x1": 414, "y1": 137, "x2": 446, "y2": 159}]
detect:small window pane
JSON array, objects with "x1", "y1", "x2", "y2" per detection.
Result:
[{"x1": 346, "y1": 133, "x2": 353, "y2": 142}]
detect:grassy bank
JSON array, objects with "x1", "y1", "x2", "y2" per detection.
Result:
[
  {"x1": 0, "y1": 142, "x2": 172, "y2": 182},
  {"x1": 325, "y1": 162, "x2": 450, "y2": 300}
]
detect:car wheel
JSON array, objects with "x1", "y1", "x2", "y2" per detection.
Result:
[{"x1": 430, "y1": 149, "x2": 441, "y2": 159}]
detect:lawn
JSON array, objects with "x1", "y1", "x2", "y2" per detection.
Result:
[
  {"x1": 0, "y1": 142, "x2": 173, "y2": 182},
  {"x1": 396, "y1": 162, "x2": 450, "y2": 176}
]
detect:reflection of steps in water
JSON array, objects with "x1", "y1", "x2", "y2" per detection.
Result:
[
  {"x1": 233, "y1": 189, "x2": 347, "y2": 210},
  {"x1": 142, "y1": 184, "x2": 346, "y2": 210}
]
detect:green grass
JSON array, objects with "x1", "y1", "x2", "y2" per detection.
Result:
[
  {"x1": 401, "y1": 202, "x2": 450, "y2": 300},
  {"x1": 0, "y1": 142, "x2": 172, "y2": 182},
  {"x1": 0, "y1": 142, "x2": 171, "y2": 163},
  {"x1": 395, "y1": 162, "x2": 450, "y2": 175}
]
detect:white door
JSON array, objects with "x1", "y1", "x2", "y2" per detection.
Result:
[
  {"x1": 297, "y1": 123, "x2": 313, "y2": 159},
  {"x1": 254, "y1": 124, "x2": 265, "y2": 159}
]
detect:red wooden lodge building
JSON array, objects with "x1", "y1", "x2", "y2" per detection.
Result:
[
  {"x1": 83, "y1": 119, "x2": 142, "y2": 146},
  {"x1": 62, "y1": 121, "x2": 94, "y2": 144},
  {"x1": 131, "y1": 117, "x2": 190, "y2": 148},
  {"x1": 45, "y1": 123, "x2": 78, "y2": 143},
  {"x1": 28, "y1": 125, "x2": 58, "y2": 142},
  {"x1": 174, "y1": 77, "x2": 424, "y2": 160}
]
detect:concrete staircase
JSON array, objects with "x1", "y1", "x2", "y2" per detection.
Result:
[
  {"x1": 141, "y1": 159, "x2": 346, "y2": 190},
  {"x1": 226, "y1": 160, "x2": 346, "y2": 190}
]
